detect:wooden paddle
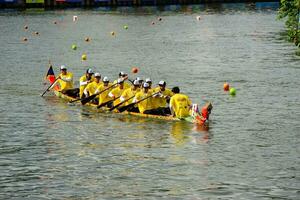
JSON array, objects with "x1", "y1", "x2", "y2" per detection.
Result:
[
  {"x1": 109, "y1": 95, "x2": 135, "y2": 111},
  {"x1": 97, "y1": 96, "x2": 120, "y2": 109},
  {"x1": 69, "y1": 97, "x2": 83, "y2": 104},
  {"x1": 80, "y1": 83, "x2": 117, "y2": 105},
  {"x1": 80, "y1": 77, "x2": 128, "y2": 105},
  {"x1": 40, "y1": 77, "x2": 60, "y2": 97},
  {"x1": 118, "y1": 92, "x2": 160, "y2": 113}
]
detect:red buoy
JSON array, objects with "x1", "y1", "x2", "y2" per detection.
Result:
[
  {"x1": 131, "y1": 67, "x2": 139, "y2": 74},
  {"x1": 223, "y1": 83, "x2": 230, "y2": 91}
]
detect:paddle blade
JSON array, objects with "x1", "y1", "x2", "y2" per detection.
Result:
[
  {"x1": 69, "y1": 98, "x2": 80, "y2": 104},
  {"x1": 109, "y1": 102, "x2": 121, "y2": 111},
  {"x1": 97, "y1": 100, "x2": 112, "y2": 109},
  {"x1": 81, "y1": 94, "x2": 97, "y2": 105},
  {"x1": 109, "y1": 106, "x2": 117, "y2": 111},
  {"x1": 118, "y1": 103, "x2": 134, "y2": 113}
]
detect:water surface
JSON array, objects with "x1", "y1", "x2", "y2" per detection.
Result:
[{"x1": 0, "y1": 4, "x2": 299, "y2": 199}]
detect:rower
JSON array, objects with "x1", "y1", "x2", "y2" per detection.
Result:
[
  {"x1": 169, "y1": 87, "x2": 192, "y2": 118},
  {"x1": 108, "y1": 78, "x2": 126, "y2": 107},
  {"x1": 133, "y1": 82, "x2": 157, "y2": 114},
  {"x1": 79, "y1": 68, "x2": 94, "y2": 98},
  {"x1": 119, "y1": 80, "x2": 141, "y2": 112},
  {"x1": 83, "y1": 73, "x2": 102, "y2": 104},
  {"x1": 113, "y1": 72, "x2": 130, "y2": 89},
  {"x1": 51, "y1": 65, "x2": 78, "y2": 98},
  {"x1": 152, "y1": 80, "x2": 174, "y2": 115},
  {"x1": 135, "y1": 77, "x2": 143, "y2": 88},
  {"x1": 96, "y1": 76, "x2": 113, "y2": 107},
  {"x1": 145, "y1": 78, "x2": 153, "y2": 91}
]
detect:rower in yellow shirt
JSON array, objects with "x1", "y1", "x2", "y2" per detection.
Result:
[
  {"x1": 95, "y1": 76, "x2": 113, "y2": 107},
  {"x1": 83, "y1": 73, "x2": 103, "y2": 104},
  {"x1": 145, "y1": 78, "x2": 153, "y2": 92},
  {"x1": 51, "y1": 65, "x2": 78, "y2": 98},
  {"x1": 152, "y1": 80, "x2": 174, "y2": 115},
  {"x1": 119, "y1": 80, "x2": 141, "y2": 112},
  {"x1": 113, "y1": 72, "x2": 131, "y2": 89},
  {"x1": 135, "y1": 77, "x2": 143, "y2": 88},
  {"x1": 79, "y1": 68, "x2": 94, "y2": 98},
  {"x1": 133, "y1": 82, "x2": 156, "y2": 114},
  {"x1": 169, "y1": 87, "x2": 192, "y2": 118},
  {"x1": 108, "y1": 78, "x2": 126, "y2": 107}
]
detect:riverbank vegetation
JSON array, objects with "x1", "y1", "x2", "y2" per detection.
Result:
[{"x1": 278, "y1": 0, "x2": 300, "y2": 55}]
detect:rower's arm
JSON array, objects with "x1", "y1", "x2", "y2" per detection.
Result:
[
  {"x1": 108, "y1": 92, "x2": 115, "y2": 98},
  {"x1": 83, "y1": 88, "x2": 89, "y2": 96},
  {"x1": 169, "y1": 104, "x2": 175, "y2": 117},
  {"x1": 61, "y1": 74, "x2": 73, "y2": 82},
  {"x1": 132, "y1": 97, "x2": 137, "y2": 103},
  {"x1": 80, "y1": 80, "x2": 89, "y2": 86},
  {"x1": 169, "y1": 97, "x2": 176, "y2": 117},
  {"x1": 120, "y1": 96, "x2": 126, "y2": 102}
]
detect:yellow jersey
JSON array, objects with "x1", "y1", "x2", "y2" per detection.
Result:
[
  {"x1": 58, "y1": 72, "x2": 74, "y2": 91},
  {"x1": 79, "y1": 75, "x2": 94, "y2": 98},
  {"x1": 108, "y1": 87, "x2": 126, "y2": 106},
  {"x1": 169, "y1": 93, "x2": 192, "y2": 118},
  {"x1": 153, "y1": 87, "x2": 174, "y2": 108},
  {"x1": 120, "y1": 87, "x2": 141, "y2": 105},
  {"x1": 84, "y1": 81, "x2": 103, "y2": 96},
  {"x1": 96, "y1": 83, "x2": 113, "y2": 105},
  {"x1": 134, "y1": 90, "x2": 154, "y2": 114},
  {"x1": 113, "y1": 80, "x2": 131, "y2": 89}
]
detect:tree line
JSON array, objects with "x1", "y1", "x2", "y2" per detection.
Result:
[{"x1": 278, "y1": 0, "x2": 300, "y2": 55}]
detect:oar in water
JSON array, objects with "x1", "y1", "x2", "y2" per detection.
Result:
[
  {"x1": 68, "y1": 97, "x2": 83, "y2": 104},
  {"x1": 70, "y1": 77, "x2": 128, "y2": 104},
  {"x1": 109, "y1": 95, "x2": 136, "y2": 111},
  {"x1": 68, "y1": 92, "x2": 93, "y2": 104},
  {"x1": 118, "y1": 92, "x2": 160, "y2": 113},
  {"x1": 80, "y1": 83, "x2": 118, "y2": 105},
  {"x1": 97, "y1": 96, "x2": 121, "y2": 109},
  {"x1": 40, "y1": 77, "x2": 60, "y2": 97}
]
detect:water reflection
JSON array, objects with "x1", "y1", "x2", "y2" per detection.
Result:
[{"x1": 170, "y1": 121, "x2": 210, "y2": 146}]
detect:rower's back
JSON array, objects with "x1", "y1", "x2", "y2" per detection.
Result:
[{"x1": 169, "y1": 93, "x2": 191, "y2": 118}]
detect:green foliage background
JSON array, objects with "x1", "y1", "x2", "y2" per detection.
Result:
[{"x1": 278, "y1": 0, "x2": 300, "y2": 54}]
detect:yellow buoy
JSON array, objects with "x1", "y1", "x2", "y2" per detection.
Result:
[
  {"x1": 81, "y1": 54, "x2": 87, "y2": 61},
  {"x1": 71, "y1": 44, "x2": 77, "y2": 50}
]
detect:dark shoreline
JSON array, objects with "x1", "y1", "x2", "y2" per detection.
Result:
[{"x1": 0, "y1": 0, "x2": 279, "y2": 9}]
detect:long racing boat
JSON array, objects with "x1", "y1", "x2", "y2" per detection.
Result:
[{"x1": 43, "y1": 67, "x2": 211, "y2": 125}]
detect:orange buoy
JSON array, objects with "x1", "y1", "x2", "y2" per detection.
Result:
[
  {"x1": 223, "y1": 83, "x2": 230, "y2": 91},
  {"x1": 131, "y1": 67, "x2": 139, "y2": 74}
]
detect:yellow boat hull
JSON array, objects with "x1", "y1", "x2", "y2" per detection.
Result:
[{"x1": 53, "y1": 90, "x2": 207, "y2": 125}]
